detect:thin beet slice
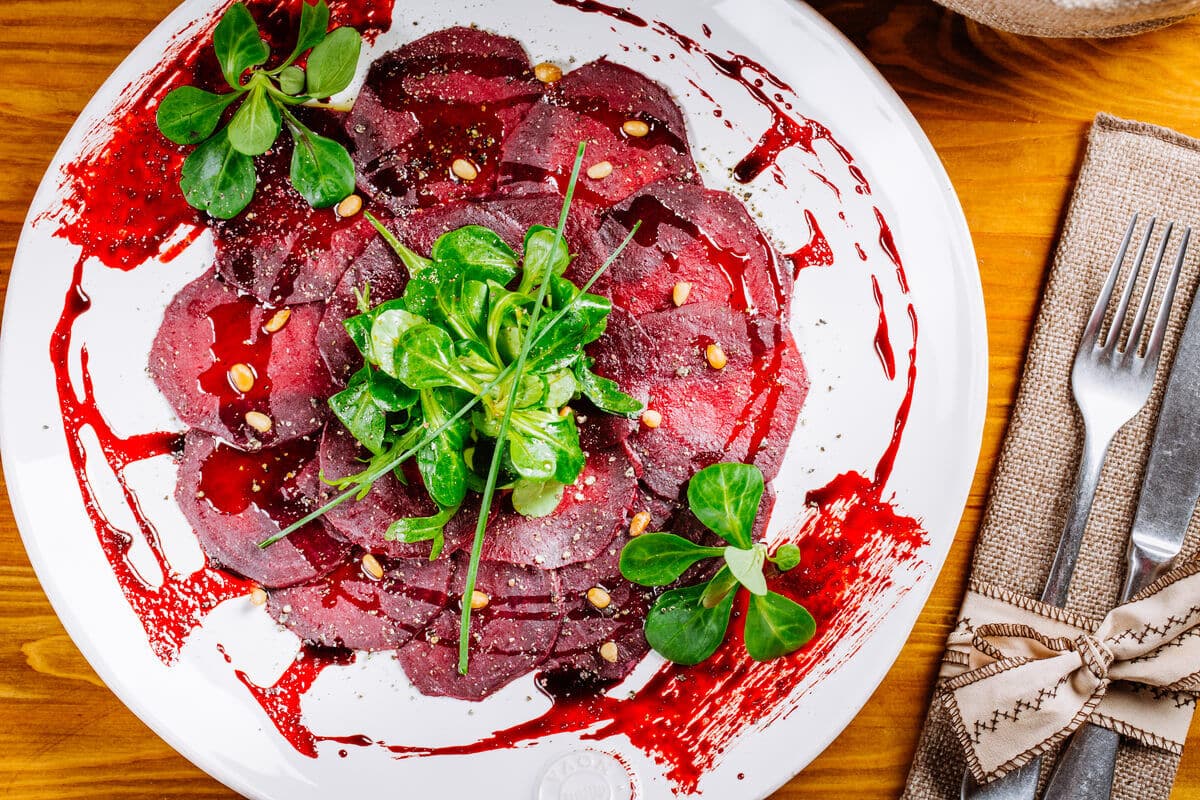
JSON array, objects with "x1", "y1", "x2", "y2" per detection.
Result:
[
  {"x1": 317, "y1": 237, "x2": 409, "y2": 386},
  {"x1": 346, "y1": 27, "x2": 544, "y2": 211},
  {"x1": 149, "y1": 269, "x2": 333, "y2": 448},
  {"x1": 397, "y1": 557, "x2": 562, "y2": 700},
  {"x1": 500, "y1": 59, "x2": 697, "y2": 208},
  {"x1": 591, "y1": 302, "x2": 808, "y2": 500},
  {"x1": 545, "y1": 543, "x2": 652, "y2": 683},
  {"x1": 317, "y1": 423, "x2": 473, "y2": 560},
  {"x1": 266, "y1": 554, "x2": 456, "y2": 650},
  {"x1": 176, "y1": 431, "x2": 349, "y2": 588},
  {"x1": 484, "y1": 188, "x2": 607, "y2": 288},
  {"x1": 599, "y1": 180, "x2": 793, "y2": 319},
  {"x1": 213, "y1": 113, "x2": 374, "y2": 305},
  {"x1": 474, "y1": 419, "x2": 639, "y2": 569}
]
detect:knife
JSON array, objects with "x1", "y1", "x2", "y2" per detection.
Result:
[{"x1": 1042, "y1": 231, "x2": 1200, "y2": 800}]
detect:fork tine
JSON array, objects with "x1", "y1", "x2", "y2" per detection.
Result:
[
  {"x1": 1082, "y1": 214, "x2": 1138, "y2": 351},
  {"x1": 1125, "y1": 221, "x2": 1174, "y2": 354},
  {"x1": 1143, "y1": 227, "x2": 1191, "y2": 366},
  {"x1": 1105, "y1": 216, "x2": 1156, "y2": 351}
]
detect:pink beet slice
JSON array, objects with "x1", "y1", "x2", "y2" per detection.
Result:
[
  {"x1": 149, "y1": 269, "x2": 333, "y2": 448},
  {"x1": 397, "y1": 557, "x2": 562, "y2": 700},
  {"x1": 212, "y1": 113, "x2": 375, "y2": 305},
  {"x1": 545, "y1": 544, "x2": 652, "y2": 683},
  {"x1": 346, "y1": 27, "x2": 544, "y2": 211},
  {"x1": 500, "y1": 59, "x2": 698, "y2": 208},
  {"x1": 599, "y1": 179, "x2": 793, "y2": 319},
  {"x1": 592, "y1": 302, "x2": 808, "y2": 500},
  {"x1": 317, "y1": 423, "x2": 473, "y2": 561},
  {"x1": 176, "y1": 431, "x2": 349, "y2": 588},
  {"x1": 266, "y1": 554, "x2": 456, "y2": 650}
]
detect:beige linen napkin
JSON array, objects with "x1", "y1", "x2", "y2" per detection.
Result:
[
  {"x1": 933, "y1": 0, "x2": 1200, "y2": 37},
  {"x1": 903, "y1": 113, "x2": 1200, "y2": 800}
]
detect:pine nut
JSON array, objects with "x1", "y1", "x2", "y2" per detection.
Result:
[
  {"x1": 361, "y1": 553, "x2": 384, "y2": 580},
  {"x1": 622, "y1": 119, "x2": 650, "y2": 137},
  {"x1": 559, "y1": 406, "x2": 573, "y2": 418},
  {"x1": 451, "y1": 158, "x2": 479, "y2": 181},
  {"x1": 249, "y1": 587, "x2": 268, "y2": 606},
  {"x1": 336, "y1": 193, "x2": 363, "y2": 217},
  {"x1": 640, "y1": 409, "x2": 662, "y2": 429},
  {"x1": 264, "y1": 308, "x2": 291, "y2": 333},
  {"x1": 629, "y1": 511, "x2": 652, "y2": 537},
  {"x1": 586, "y1": 586, "x2": 612, "y2": 610},
  {"x1": 245, "y1": 411, "x2": 273, "y2": 433},
  {"x1": 587, "y1": 161, "x2": 613, "y2": 180},
  {"x1": 228, "y1": 362, "x2": 255, "y2": 393},
  {"x1": 599, "y1": 641, "x2": 619, "y2": 663},
  {"x1": 706, "y1": 343, "x2": 728, "y2": 370},
  {"x1": 672, "y1": 281, "x2": 692, "y2": 307},
  {"x1": 533, "y1": 62, "x2": 563, "y2": 83},
  {"x1": 470, "y1": 589, "x2": 491, "y2": 610}
]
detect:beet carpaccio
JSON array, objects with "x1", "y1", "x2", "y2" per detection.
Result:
[{"x1": 148, "y1": 26, "x2": 808, "y2": 701}]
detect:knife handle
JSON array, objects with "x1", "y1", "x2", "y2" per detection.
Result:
[
  {"x1": 1041, "y1": 723, "x2": 1119, "y2": 800},
  {"x1": 960, "y1": 758, "x2": 1041, "y2": 800}
]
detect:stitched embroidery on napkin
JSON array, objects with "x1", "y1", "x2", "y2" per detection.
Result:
[{"x1": 937, "y1": 561, "x2": 1200, "y2": 784}]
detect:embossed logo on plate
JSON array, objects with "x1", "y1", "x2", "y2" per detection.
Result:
[{"x1": 537, "y1": 749, "x2": 637, "y2": 800}]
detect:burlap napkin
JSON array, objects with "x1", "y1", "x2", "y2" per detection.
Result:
[
  {"x1": 933, "y1": 0, "x2": 1200, "y2": 37},
  {"x1": 903, "y1": 113, "x2": 1200, "y2": 800}
]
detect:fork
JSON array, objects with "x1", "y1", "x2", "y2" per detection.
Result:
[{"x1": 961, "y1": 214, "x2": 1189, "y2": 800}]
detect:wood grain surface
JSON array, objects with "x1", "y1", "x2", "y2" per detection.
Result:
[{"x1": 2, "y1": 1, "x2": 1200, "y2": 797}]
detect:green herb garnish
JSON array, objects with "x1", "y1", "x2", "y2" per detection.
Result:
[
  {"x1": 620, "y1": 462, "x2": 816, "y2": 664},
  {"x1": 157, "y1": 1, "x2": 361, "y2": 218}
]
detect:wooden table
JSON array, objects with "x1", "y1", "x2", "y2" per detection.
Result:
[{"x1": 2, "y1": 1, "x2": 1200, "y2": 796}]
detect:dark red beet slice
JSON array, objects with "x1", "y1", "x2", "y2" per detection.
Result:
[
  {"x1": 545, "y1": 544, "x2": 652, "y2": 683},
  {"x1": 600, "y1": 180, "x2": 792, "y2": 319},
  {"x1": 591, "y1": 302, "x2": 807, "y2": 500},
  {"x1": 266, "y1": 554, "x2": 456, "y2": 650},
  {"x1": 397, "y1": 557, "x2": 562, "y2": 700},
  {"x1": 212, "y1": 111, "x2": 375, "y2": 305},
  {"x1": 148, "y1": 269, "x2": 333, "y2": 448},
  {"x1": 175, "y1": 431, "x2": 349, "y2": 588},
  {"x1": 393, "y1": 198, "x2": 526, "y2": 256},
  {"x1": 472, "y1": 418, "x2": 639, "y2": 569},
  {"x1": 317, "y1": 237, "x2": 409, "y2": 386},
  {"x1": 346, "y1": 27, "x2": 544, "y2": 211},
  {"x1": 317, "y1": 423, "x2": 473, "y2": 560},
  {"x1": 500, "y1": 59, "x2": 697, "y2": 208},
  {"x1": 483, "y1": 188, "x2": 607, "y2": 288}
]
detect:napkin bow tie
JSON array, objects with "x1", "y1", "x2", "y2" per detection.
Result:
[{"x1": 939, "y1": 562, "x2": 1200, "y2": 784}]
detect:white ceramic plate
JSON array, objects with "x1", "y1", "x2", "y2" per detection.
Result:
[{"x1": 0, "y1": 1, "x2": 985, "y2": 798}]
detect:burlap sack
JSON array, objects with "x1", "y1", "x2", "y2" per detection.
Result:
[
  {"x1": 933, "y1": 0, "x2": 1200, "y2": 37},
  {"x1": 903, "y1": 113, "x2": 1200, "y2": 799}
]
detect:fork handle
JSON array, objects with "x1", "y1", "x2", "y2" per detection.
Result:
[
  {"x1": 1042, "y1": 430, "x2": 1111, "y2": 607},
  {"x1": 960, "y1": 431, "x2": 1111, "y2": 800}
]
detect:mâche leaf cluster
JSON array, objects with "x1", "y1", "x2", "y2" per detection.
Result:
[
  {"x1": 327, "y1": 205, "x2": 642, "y2": 556},
  {"x1": 156, "y1": 1, "x2": 362, "y2": 218},
  {"x1": 620, "y1": 462, "x2": 817, "y2": 664}
]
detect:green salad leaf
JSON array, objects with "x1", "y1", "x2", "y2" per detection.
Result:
[
  {"x1": 620, "y1": 462, "x2": 818, "y2": 665},
  {"x1": 155, "y1": 0, "x2": 362, "y2": 218}
]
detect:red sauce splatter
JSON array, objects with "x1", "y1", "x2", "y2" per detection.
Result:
[
  {"x1": 234, "y1": 646, "x2": 354, "y2": 757},
  {"x1": 788, "y1": 209, "x2": 834, "y2": 275},
  {"x1": 871, "y1": 275, "x2": 896, "y2": 380},
  {"x1": 41, "y1": 1, "x2": 925, "y2": 792},
  {"x1": 876, "y1": 206, "x2": 910, "y2": 293},
  {"x1": 550, "y1": 0, "x2": 649, "y2": 27}
]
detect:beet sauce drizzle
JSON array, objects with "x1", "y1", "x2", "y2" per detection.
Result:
[{"x1": 44, "y1": 0, "x2": 925, "y2": 792}]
